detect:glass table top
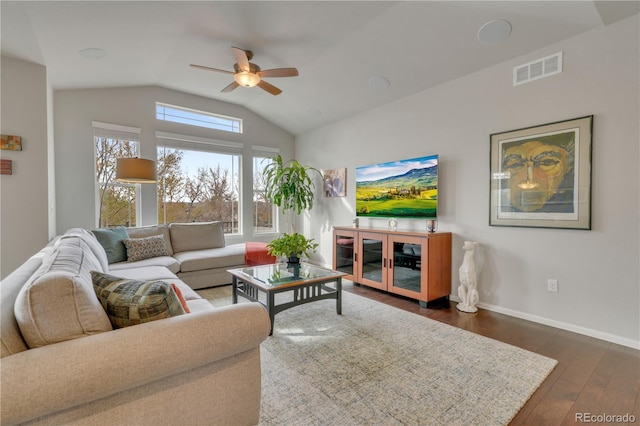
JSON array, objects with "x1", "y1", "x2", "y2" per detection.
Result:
[{"x1": 231, "y1": 262, "x2": 345, "y2": 287}]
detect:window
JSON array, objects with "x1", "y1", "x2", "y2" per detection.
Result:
[
  {"x1": 93, "y1": 121, "x2": 142, "y2": 228},
  {"x1": 253, "y1": 155, "x2": 276, "y2": 233},
  {"x1": 156, "y1": 132, "x2": 242, "y2": 234},
  {"x1": 156, "y1": 102, "x2": 242, "y2": 134}
]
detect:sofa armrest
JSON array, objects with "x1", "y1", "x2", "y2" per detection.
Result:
[{"x1": 1, "y1": 303, "x2": 270, "y2": 425}]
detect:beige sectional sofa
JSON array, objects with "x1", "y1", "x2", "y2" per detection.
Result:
[
  {"x1": 109, "y1": 221, "x2": 247, "y2": 289},
  {"x1": 0, "y1": 224, "x2": 271, "y2": 425}
]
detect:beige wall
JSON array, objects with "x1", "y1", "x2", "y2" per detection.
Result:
[
  {"x1": 296, "y1": 16, "x2": 640, "y2": 348},
  {"x1": 0, "y1": 56, "x2": 50, "y2": 278}
]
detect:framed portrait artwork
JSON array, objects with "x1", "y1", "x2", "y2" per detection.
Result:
[
  {"x1": 323, "y1": 168, "x2": 346, "y2": 197},
  {"x1": 489, "y1": 115, "x2": 593, "y2": 230}
]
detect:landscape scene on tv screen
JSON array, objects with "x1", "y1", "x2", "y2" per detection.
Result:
[{"x1": 356, "y1": 154, "x2": 438, "y2": 219}]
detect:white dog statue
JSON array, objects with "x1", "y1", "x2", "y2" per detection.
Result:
[{"x1": 457, "y1": 241, "x2": 480, "y2": 313}]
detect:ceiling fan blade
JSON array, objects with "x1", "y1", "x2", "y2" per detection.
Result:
[
  {"x1": 189, "y1": 64, "x2": 234, "y2": 75},
  {"x1": 231, "y1": 46, "x2": 250, "y2": 72},
  {"x1": 257, "y1": 68, "x2": 299, "y2": 78},
  {"x1": 257, "y1": 80, "x2": 282, "y2": 96},
  {"x1": 221, "y1": 81, "x2": 240, "y2": 93}
]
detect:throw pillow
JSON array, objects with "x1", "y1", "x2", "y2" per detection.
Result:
[
  {"x1": 91, "y1": 226, "x2": 129, "y2": 264},
  {"x1": 91, "y1": 272, "x2": 186, "y2": 329},
  {"x1": 171, "y1": 283, "x2": 191, "y2": 313},
  {"x1": 123, "y1": 235, "x2": 170, "y2": 262}
]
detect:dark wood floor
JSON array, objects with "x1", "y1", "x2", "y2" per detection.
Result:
[{"x1": 342, "y1": 281, "x2": 640, "y2": 426}]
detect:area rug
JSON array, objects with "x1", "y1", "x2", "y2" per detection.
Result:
[{"x1": 198, "y1": 286, "x2": 557, "y2": 426}]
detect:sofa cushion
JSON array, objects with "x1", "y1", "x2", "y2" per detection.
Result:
[
  {"x1": 173, "y1": 244, "x2": 246, "y2": 273},
  {"x1": 169, "y1": 222, "x2": 225, "y2": 253},
  {"x1": 109, "y1": 256, "x2": 180, "y2": 274},
  {"x1": 91, "y1": 272, "x2": 186, "y2": 329},
  {"x1": 63, "y1": 228, "x2": 109, "y2": 272},
  {"x1": 1, "y1": 246, "x2": 53, "y2": 357},
  {"x1": 14, "y1": 237, "x2": 113, "y2": 349},
  {"x1": 123, "y1": 235, "x2": 170, "y2": 262},
  {"x1": 102, "y1": 267, "x2": 201, "y2": 301},
  {"x1": 186, "y1": 298, "x2": 217, "y2": 313},
  {"x1": 106, "y1": 265, "x2": 179, "y2": 282},
  {"x1": 125, "y1": 224, "x2": 173, "y2": 256},
  {"x1": 92, "y1": 226, "x2": 129, "y2": 264}
]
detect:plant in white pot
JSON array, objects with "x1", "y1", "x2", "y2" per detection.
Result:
[{"x1": 263, "y1": 155, "x2": 321, "y2": 265}]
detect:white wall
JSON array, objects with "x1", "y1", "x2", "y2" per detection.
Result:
[
  {"x1": 0, "y1": 56, "x2": 50, "y2": 278},
  {"x1": 54, "y1": 86, "x2": 295, "y2": 243},
  {"x1": 297, "y1": 16, "x2": 639, "y2": 348}
]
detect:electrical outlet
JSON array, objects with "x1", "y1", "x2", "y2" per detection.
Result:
[{"x1": 547, "y1": 279, "x2": 559, "y2": 293}]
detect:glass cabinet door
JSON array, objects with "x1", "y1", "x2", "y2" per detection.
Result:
[
  {"x1": 358, "y1": 233, "x2": 385, "y2": 290},
  {"x1": 334, "y1": 231, "x2": 356, "y2": 279},
  {"x1": 388, "y1": 235, "x2": 424, "y2": 297}
]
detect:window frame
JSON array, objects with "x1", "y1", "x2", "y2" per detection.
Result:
[
  {"x1": 156, "y1": 102, "x2": 243, "y2": 134},
  {"x1": 156, "y1": 131, "x2": 243, "y2": 235},
  {"x1": 92, "y1": 121, "x2": 142, "y2": 228},
  {"x1": 252, "y1": 154, "x2": 278, "y2": 234}
]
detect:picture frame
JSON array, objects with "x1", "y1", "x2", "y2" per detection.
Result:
[
  {"x1": 323, "y1": 168, "x2": 346, "y2": 197},
  {"x1": 489, "y1": 115, "x2": 593, "y2": 230},
  {"x1": 1, "y1": 134, "x2": 22, "y2": 151}
]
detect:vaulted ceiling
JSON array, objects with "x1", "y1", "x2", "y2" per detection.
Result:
[{"x1": 2, "y1": 1, "x2": 638, "y2": 135}]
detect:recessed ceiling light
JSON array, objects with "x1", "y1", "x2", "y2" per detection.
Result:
[
  {"x1": 78, "y1": 48, "x2": 107, "y2": 59},
  {"x1": 478, "y1": 19, "x2": 512, "y2": 43},
  {"x1": 369, "y1": 76, "x2": 391, "y2": 91}
]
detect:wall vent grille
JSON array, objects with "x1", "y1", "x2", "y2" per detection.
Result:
[{"x1": 513, "y1": 52, "x2": 563, "y2": 86}]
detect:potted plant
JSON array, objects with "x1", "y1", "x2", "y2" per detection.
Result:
[
  {"x1": 263, "y1": 155, "x2": 321, "y2": 265},
  {"x1": 266, "y1": 232, "x2": 319, "y2": 265}
]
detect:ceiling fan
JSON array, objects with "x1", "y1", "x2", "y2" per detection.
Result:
[{"x1": 190, "y1": 47, "x2": 299, "y2": 96}]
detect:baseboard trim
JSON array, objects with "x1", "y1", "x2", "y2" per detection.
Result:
[
  {"x1": 449, "y1": 295, "x2": 639, "y2": 350},
  {"x1": 326, "y1": 265, "x2": 639, "y2": 350}
]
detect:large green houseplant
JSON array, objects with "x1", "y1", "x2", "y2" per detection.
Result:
[{"x1": 263, "y1": 155, "x2": 321, "y2": 263}]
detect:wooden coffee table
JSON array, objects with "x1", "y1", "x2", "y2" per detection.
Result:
[{"x1": 228, "y1": 262, "x2": 346, "y2": 335}]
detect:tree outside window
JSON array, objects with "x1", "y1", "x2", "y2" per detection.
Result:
[
  {"x1": 95, "y1": 137, "x2": 139, "y2": 228},
  {"x1": 253, "y1": 156, "x2": 275, "y2": 232},
  {"x1": 157, "y1": 146, "x2": 240, "y2": 233}
]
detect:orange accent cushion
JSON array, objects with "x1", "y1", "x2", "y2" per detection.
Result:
[
  {"x1": 171, "y1": 283, "x2": 191, "y2": 314},
  {"x1": 245, "y1": 241, "x2": 277, "y2": 266}
]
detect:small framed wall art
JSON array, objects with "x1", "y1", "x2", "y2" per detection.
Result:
[
  {"x1": 1, "y1": 135, "x2": 22, "y2": 151},
  {"x1": 323, "y1": 168, "x2": 346, "y2": 197},
  {"x1": 0, "y1": 159, "x2": 12, "y2": 175},
  {"x1": 489, "y1": 115, "x2": 593, "y2": 230}
]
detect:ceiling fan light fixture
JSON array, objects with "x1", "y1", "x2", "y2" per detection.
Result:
[{"x1": 234, "y1": 71, "x2": 260, "y2": 87}]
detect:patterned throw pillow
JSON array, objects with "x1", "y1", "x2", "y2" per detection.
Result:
[
  {"x1": 122, "y1": 235, "x2": 170, "y2": 262},
  {"x1": 91, "y1": 272, "x2": 186, "y2": 329}
]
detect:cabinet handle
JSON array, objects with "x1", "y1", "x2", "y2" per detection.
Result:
[
  {"x1": 354, "y1": 253, "x2": 357, "y2": 262},
  {"x1": 383, "y1": 258, "x2": 386, "y2": 268},
  {"x1": 389, "y1": 258, "x2": 393, "y2": 269}
]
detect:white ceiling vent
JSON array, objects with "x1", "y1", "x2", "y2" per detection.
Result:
[{"x1": 513, "y1": 52, "x2": 563, "y2": 86}]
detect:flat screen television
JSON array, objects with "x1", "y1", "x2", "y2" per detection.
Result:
[{"x1": 355, "y1": 154, "x2": 438, "y2": 219}]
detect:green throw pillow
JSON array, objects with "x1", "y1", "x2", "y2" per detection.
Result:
[
  {"x1": 91, "y1": 272, "x2": 186, "y2": 329},
  {"x1": 92, "y1": 226, "x2": 129, "y2": 263}
]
